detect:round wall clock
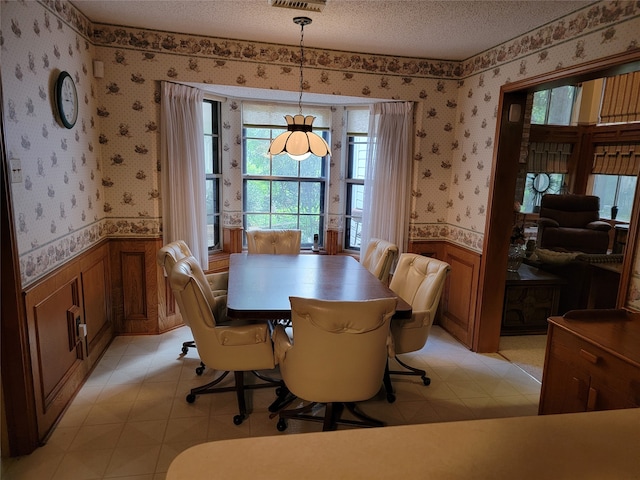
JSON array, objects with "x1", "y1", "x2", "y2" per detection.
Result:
[{"x1": 55, "y1": 71, "x2": 78, "y2": 129}]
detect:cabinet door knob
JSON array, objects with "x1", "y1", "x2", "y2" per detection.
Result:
[{"x1": 580, "y1": 348, "x2": 600, "y2": 364}]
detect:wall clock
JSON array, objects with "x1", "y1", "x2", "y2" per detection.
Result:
[{"x1": 54, "y1": 71, "x2": 78, "y2": 129}]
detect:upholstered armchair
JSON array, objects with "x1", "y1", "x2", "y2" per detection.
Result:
[
  {"x1": 384, "y1": 253, "x2": 450, "y2": 403},
  {"x1": 157, "y1": 240, "x2": 228, "y2": 366},
  {"x1": 168, "y1": 256, "x2": 280, "y2": 425},
  {"x1": 361, "y1": 238, "x2": 399, "y2": 285},
  {"x1": 272, "y1": 296, "x2": 397, "y2": 431},
  {"x1": 246, "y1": 229, "x2": 302, "y2": 254},
  {"x1": 537, "y1": 194, "x2": 611, "y2": 254}
]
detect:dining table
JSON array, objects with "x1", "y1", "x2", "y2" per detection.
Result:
[{"x1": 226, "y1": 253, "x2": 411, "y2": 321}]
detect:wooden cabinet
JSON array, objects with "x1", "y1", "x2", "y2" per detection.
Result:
[{"x1": 539, "y1": 309, "x2": 640, "y2": 415}]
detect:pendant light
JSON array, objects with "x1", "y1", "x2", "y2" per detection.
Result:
[{"x1": 268, "y1": 16, "x2": 331, "y2": 161}]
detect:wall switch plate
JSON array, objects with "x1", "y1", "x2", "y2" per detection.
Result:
[{"x1": 10, "y1": 158, "x2": 23, "y2": 183}]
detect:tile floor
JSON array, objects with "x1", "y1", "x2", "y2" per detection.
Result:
[{"x1": 1, "y1": 326, "x2": 542, "y2": 480}]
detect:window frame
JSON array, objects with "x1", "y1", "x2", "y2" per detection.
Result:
[
  {"x1": 203, "y1": 99, "x2": 223, "y2": 253},
  {"x1": 345, "y1": 133, "x2": 368, "y2": 251},
  {"x1": 241, "y1": 121, "x2": 329, "y2": 249}
]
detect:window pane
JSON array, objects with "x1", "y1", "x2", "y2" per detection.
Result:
[
  {"x1": 299, "y1": 215, "x2": 321, "y2": 245},
  {"x1": 348, "y1": 141, "x2": 368, "y2": 179},
  {"x1": 246, "y1": 214, "x2": 270, "y2": 230},
  {"x1": 345, "y1": 217, "x2": 362, "y2": 249},
  {"x1": 204, "y1": 136, "x2": 213, "y2": 174},
  {"x1": 245, "y1": 180, "x2": 270, "y2": 212},
  {"x1": 348, "y1": 184, "x2": 365, "y2": 213},
  {"x1": 592, "y1": 174, "x2": 618, "y2": 218},
  {"x1": 618, "y1": 176, "x2": 637, "y2": 222},
  {"x1": 205, "y1": 178, "x2": 219, "y2": 215},
  {"x1": 272, "y1": 181, "x2": 299, "y2": 213},
  {"x1": 531, "y1": 90, "x2": 549, "y2": 124},
  {"x1": 300, "y1": 182, "x2": 321, "y2": 214},
  {"x1": 245, "y1": 138, "x2": 270, "y2": 175},
  {"x1": 272, "y1": 155, "x2": 298, "y2": 177},
  {"x1": 548, "y1": 86, "x2": 576, "y2": 125},
  {"x1": 271, "y1": 214, "x2": 297, "y2": 229},
  {"x1": 203, "y1": 101, "x2": 212, "y2": 134},
  {"x1": 300, "y1": 154, "x2": 323, "y2": 178}
]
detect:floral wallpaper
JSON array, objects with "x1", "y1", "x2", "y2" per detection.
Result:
[{"x1": 2, "y1": 0, "x2": 640, "y2": 298}]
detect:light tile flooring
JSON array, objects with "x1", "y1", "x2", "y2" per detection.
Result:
[{"x1": 1, "y1": 326, "x2": 542, "y2": 480}]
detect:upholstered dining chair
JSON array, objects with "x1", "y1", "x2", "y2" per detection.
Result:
[
  {"x1": 383, "y1": 253, "x2": 450, "y2": 403},
  {"x1": 361, "y1": 238, "x2": 399, "y2": 285},
  {"x1": 272, "y1": 296, "x2": 397, "y2": 432},
  {"x1": 157, "y1": 240, "x2": 228, "y2": 371},
  {"x1": 246, "y1": 229, "x2": 302, "y2": 254},
  {"x1": 168, "y1": 256, "x2": 280, "y2": 425}
]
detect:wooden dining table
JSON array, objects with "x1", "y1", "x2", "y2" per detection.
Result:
[{"x1": 226, "y1": 253, "x2": 411, "y2": 320}]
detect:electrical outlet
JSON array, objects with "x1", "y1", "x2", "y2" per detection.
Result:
[{"x1": 10, "y1": 158, "x2": 23, "y2": 183}]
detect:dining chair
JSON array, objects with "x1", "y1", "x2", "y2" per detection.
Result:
[
  {"x1": 168, "y1": 255, "x2": 281, "y2": 425},
  {"x1": 157, "y1": 240, "x2": 228, "y2": 374},
  {"x1": 383, "y1": 253, "x2": 450, "y2": 403},
  {"x1": 360, "y1": 238, "x2": 399, "y2": 285},
  {"x1": 246, "y1": 229, "x2": 302, "y2": 254},
  {"x1": 272, "y1": 296, "x2": 397, "y2": 431}
]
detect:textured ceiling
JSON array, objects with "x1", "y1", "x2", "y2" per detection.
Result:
[{"x1": 71, "y1": 0, "x2": 597, "y2": 61}]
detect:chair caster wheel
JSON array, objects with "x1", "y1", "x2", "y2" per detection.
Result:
[
  {"x1": 422, "y1": 376, "x2": 431, "y2": 386},
  {"x1": 195, "y1": 366, "x2": 205, "y2": 375},
  {"x1": 386, "y1": 393, "x2": 396, "y2": 403},
  {"x1": 276, "y1": 419, "x2": 288, "y2": 432},
  {"x1": 233, "y1": 414, "x2": 244, "y2": 425},
  {"x1": 275, "y1": 387, "x2": 284, "y2": 397},
  {"x1": 186, "y1": 393, "x2": 196, "y2": 403},
  {"x1": 181, "y1": 346, "x2": 189, "y2": 355}
]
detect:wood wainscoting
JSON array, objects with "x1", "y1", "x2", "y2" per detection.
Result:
[
  {"x1": 22, "y1": 240, "x2": 112, "y2": 445},
  {"x1": 409, "y1": 241, "x2": 481, "y2": 349}
]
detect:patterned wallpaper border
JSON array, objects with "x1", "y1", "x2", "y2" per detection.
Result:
[
  {"x1": 19, "y1": 219, "x2": 107, "y2": 285},
  {"x1": 41, "y1": 0, "x2": 640, "y2": 81}
]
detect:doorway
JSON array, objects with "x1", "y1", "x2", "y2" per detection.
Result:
[{"x1": 474, "y1": 50, "x2": 640, "y2": 353}]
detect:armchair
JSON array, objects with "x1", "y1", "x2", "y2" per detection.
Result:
[
  {"x1": 361, "y1": 238, "x2": 399, "y2": 285},
  {"x1": 246, "y1": 229, "x2": 301, "y2": 254},
  {"x1": 537, "y1": 194, "x2": 611, "y2": 254},
  {"x1": 272, "y1": 296, "x2": 397, "y2": 431},
  {"x1": 384, "y1": 253, "x2": 450, "y2": 403},
  {"x1": 157, "y1": 240, "x2": 228, "y2": 366},
  {"x1": 168, "y1": 256, "x2": 280, "y2": 425}
]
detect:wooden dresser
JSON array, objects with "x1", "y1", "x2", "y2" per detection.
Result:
[{"x1": 539, "y1": 309, "x2": 640, "y2": 415}]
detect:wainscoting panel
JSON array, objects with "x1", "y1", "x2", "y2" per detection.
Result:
[
  {"x1": 23, "y1": 241, "x2": 112, "y2": 443},
  {"x1": 410, "y1": 241, "x2": 481, "y2": 349}
]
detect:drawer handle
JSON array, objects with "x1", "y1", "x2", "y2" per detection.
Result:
[{"x1": 580, "y1": 349, "x2": 600, "y2": 364}]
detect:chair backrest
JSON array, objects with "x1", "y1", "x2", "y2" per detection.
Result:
[
  {"x1": 539, "y1": 194, "x2": 601, "y2": 228},
  {"x1": 361, "y1": 238, "x2": 399, "y2": 283},
  {"x1": 160, "y1": 245, "x2": 220, "y2": 314},
  {"x1": 389, "y1": 253, "x2": 450, "y2": 355},
  {"x1": 246, "y1": 229, "x2": 301, "y2": 254},
  {"x1": 279, "y1": 296, "x2": 396, "y2": 403},
  {"x1": 157, "y1": 240, "x2": 192, "y2": 272}
]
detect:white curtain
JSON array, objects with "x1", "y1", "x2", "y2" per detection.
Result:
[
  {"x1": 160, "y1": 82, "x2": 208, "y2": 267},
  {"x1": 361, "y1": 102, "x2": 413, "y2": 253}
]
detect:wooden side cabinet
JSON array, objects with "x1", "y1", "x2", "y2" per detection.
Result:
[{"x1": 539, "y1": 309, "x2": 640, "y2": 415}]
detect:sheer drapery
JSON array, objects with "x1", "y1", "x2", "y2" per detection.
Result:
[
  {"x1": 160, "y1": 82, "x2": 208, "y2": 267},
  {"x1": 361, "y1": 102, "x2": 413, "y2": 253}
]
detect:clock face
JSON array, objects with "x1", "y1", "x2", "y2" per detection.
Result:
[{"x1": 55, "y1": 71, "x2": 78, "y2": 129}]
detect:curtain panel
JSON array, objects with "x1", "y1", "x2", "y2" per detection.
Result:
[
  {"x1": 600, "y1": 71, "x2": 640, "y2": 124},
  {"x1": 527, "y1": 142, "x2": 571, "y2": 174},
  {"x1": 361, "y1": 102, "x2": 414, "y2": 254},
  {"x1": 160, "y1": 82, "x2": 209, "y2": 267},
  {"x1": 592, "y1": 143, "x2": 640, "y2": 176}
]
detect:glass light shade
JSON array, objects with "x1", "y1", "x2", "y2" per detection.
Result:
[{"x1": 268, "y1": 114, "x2": 331, "y2": 161}]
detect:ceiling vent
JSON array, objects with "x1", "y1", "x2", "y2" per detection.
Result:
[{"x1": 269, "y1": 0, "x2": 326, "y2": 13}]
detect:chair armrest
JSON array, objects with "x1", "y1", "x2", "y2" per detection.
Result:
[
  {"x1": 586, "y1": 221, "x2": 612, "y2": 232},
  {"x1": 205, "y1": 272, "x2": 228, "y2": 295},
  {"x1": 272, "y1": 324, "x2": 293, "y2": 365},
  {"x1": 537, "y1": 217, "x2": 559, "y2": 229},
  {"x1": 214, "y1": 322, "x2": 270, "y2": 346}
]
